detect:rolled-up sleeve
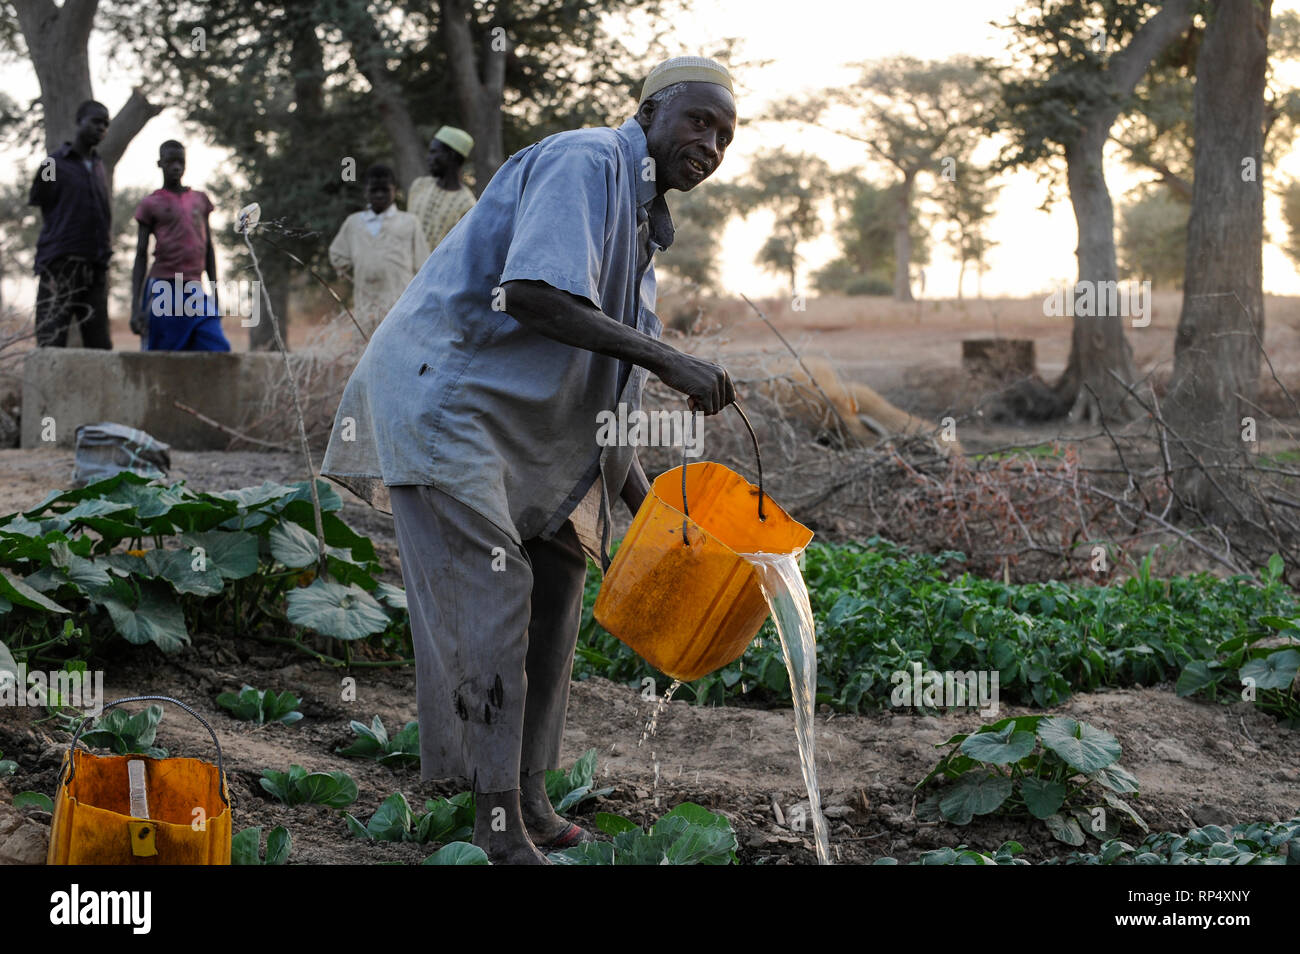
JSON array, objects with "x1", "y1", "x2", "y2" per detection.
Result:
[{"x1": 499, "y1": 146, "x2": 616, "y2": 310}]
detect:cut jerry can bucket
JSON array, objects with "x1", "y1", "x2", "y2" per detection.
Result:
[
  {"x1": 594, "y1": 404, "x2": 812, "y2": 681},
  {"x1": 48, "y1": 695, "x2": 232, "y2": 865}
]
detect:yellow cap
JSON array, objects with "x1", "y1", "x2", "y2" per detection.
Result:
[
  {"x1": 434, "y1": 126, "x2": 474, "y2": 158},
  {"x1": 639, "y1": 56, "x2": 734, "y2": 106}
]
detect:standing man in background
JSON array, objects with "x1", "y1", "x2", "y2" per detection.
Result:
[
  {"x1": 407, "y1": 126, "x2": 477, "y2": 252},
  {"x1": 329, "y1": 163, "x2": 428, "y2": 338},
  {"x1": 130, "y1": 140, "x2": 230, "y2": 352},
  {"x1": 29, "y1": 100, "x2": 114, "y2": 349}
]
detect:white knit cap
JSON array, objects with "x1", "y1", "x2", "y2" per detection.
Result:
[{"x1": 639, "y1": 56, "x2": 734, "y2": 106}]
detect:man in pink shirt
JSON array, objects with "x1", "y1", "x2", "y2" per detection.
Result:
[{"x1": 130, "y1": 141, "x2": 231, "y2": 351}]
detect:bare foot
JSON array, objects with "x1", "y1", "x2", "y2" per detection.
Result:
[
  {"x1": 520, "y1": 769, "x2": 595, "y2": 847},
  {"x1": 474, "y1": 788, "x2": 554, "y2": 864}
]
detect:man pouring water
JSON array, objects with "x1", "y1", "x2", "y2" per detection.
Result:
[{"x1": 321, "y1": 56, "x2": 738, "y2": 864}]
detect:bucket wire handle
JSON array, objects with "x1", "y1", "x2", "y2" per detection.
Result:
[
  {"x1": 681, "y1": 399, "x2": 766, "y2": 546},
  {"x1": 63, "y1": 694, "x2": 229, "y2": 805}
]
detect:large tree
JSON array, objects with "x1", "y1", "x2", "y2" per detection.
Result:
[
  {"x1": 771, "y1": 55, "x2": 997, "y2": 302},
  {"x1": 811, "y1": 177, "x2": 929, "y2": 297},
  {"x1": 5, "y1": 0, "x2": 162, "y2": 193},
  {"x1": 1163, "y1": 0, "x2": 1272, "y2": 524},
  {"x1": 730, "y1": 149, "x2": 833, "y2": 294},
  {"x1": 995, "y1": 0, "x2": 1195, "y2": 424}
]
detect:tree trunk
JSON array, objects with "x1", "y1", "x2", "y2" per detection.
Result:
[
  {"x1": 1048, "y1": 0, "x2": 1195, "y2": 423},
  {"x1": 336, "y1": 8, "x2": 426, "y2": 191},
  {"x1": 14, "y1": 0, "x2": 160, "y2": 194},
  {"x1": 443, "y1": 0, "x2": 508, "y2": 193},
  {"x1": 1164, "y1": 0, "x2": 1271, "y2": 525},
  {"x1": 1052, "y1": 127, "x2": 1142, "y2": 424},
  {"x1": 251, "y1": 9, "x2": 324, "y2": 351},
  {"x1": 956, "y1": 256, "x2": 966, "y2": 302},
  {"x1": 893, "y1": 168, "x2": 915, "y2": 302}
]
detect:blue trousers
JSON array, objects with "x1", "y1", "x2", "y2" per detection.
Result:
[{"x1": 142, "y1": 278, "x2": 231, "y2": 352}]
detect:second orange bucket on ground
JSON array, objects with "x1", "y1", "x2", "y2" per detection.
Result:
[{"x1": 594, "y1": 460, "x2": 813, "y2": 682}]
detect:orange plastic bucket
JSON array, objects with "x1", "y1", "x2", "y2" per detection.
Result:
[
  {"x1": 594, "y1": 408, "x2": 812, "y2": 681},
  {"x1": 47, "y1": 695, "x2": 232, "y2": 865}
]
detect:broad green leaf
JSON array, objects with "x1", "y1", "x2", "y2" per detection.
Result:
[
  {"x1": 595, "y1": 812, "x2": 639, "y2": 836},
  {"x1": 204, "y1": 482, "x2": 297, "y2": 511},
  {"x1": 147, "y1": 548, "x2": 224, "y2": 597},
  {"x1": 938, "y1": 773, "x2": 1013, "y2": 825},
  {"x1": 366, "y1": 792, "x2": 414, "y2": 841},
  {"x1": 0, "y1": 569, "x2": 69, "y2": 613},
  {"x1": 265, "y1": 826, "x2": 291, "y2": 864},
  {"x1": 1091, "y1": 765, "x2": 1141, "y2": 795},
  {"x1": 343, "y1": 813, "x2": 371, "y2": 840},
  {"x1": 959, "y1": 724, "x2": 1036, "y2": 765},
  {"x1": 297, "y1": 771, "x2": 357, "y2": 809},
  {"x1": 1043, "y1": 813, "x2": 1086, "y2": 846},
  {"x1": 1038, "y1": 717, "x2": 1121, "y2": 773},
  {"x1": 423, "y1": 842, "x2": 490, "y2": 865},
  {"x1": 549, "y1": 841, "x2": 616, "y2": 865},
  {"x1": 1176, "y1": 660, "x2": 1223, "y2": 696},
  {"x1": 375, "y1": 582, "x2": 408, "y2": 611},
  {"x1": 1240, "y1": 650, "x2": 1300, "y2": 691},
  {"x1": 179, "y1": 531, "x2": 259, "y2": 580},
  {"x1": 1019, "y1": 778, "x2": 1066, "y2": 819},
  {"x1": 269, "y1": 520, "x2": 320, "y2": 568},
  {"x1": 13, "y1": 791, "x2": 53, "y2": 812},
  {"x1": 285, "y1": 579, "x2": 390, "y2": 640},
  {"x1": 1103, "y1": 792, "x2": 1149, "y2": 834},
  {"x1": 231, "y1": 827, "x2": 262, "y2": 865},
  {"x1": 97, "y1": 584, "x2": 189, "y2": 652}
]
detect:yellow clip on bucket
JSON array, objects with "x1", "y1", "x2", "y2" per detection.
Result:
[
  {"x1": 47, "y1": 695, "x2": 233, "y2": 865},
  {"x1": 595, "y1": 405, "x2": 812, "y2": 682}
]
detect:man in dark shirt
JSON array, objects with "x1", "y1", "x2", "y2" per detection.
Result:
[{"x1": 28, "y1": 100, "x2": 114, "y2": 349}]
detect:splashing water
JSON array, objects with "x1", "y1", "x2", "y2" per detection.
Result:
[
  {"x1": 742, "y1": 551, "x2": 831, "y2": 865},
  {"x1": 638, "y1": 679, "x2": 682, "y2": 810},
  {"x1": 638, "y1": 678, "x2": 683, "y2": 748}
]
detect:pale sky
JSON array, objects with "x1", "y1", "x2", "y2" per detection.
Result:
[{"x1": 4, "y1": 0, "x2": 1300, "y2": 306}]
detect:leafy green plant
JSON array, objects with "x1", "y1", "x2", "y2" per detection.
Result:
[
  {"x1": 344, "y1": 791, "x2": 475, "y2": 844},
  {"x1": 232, "y1": 825, "x2": 292, "y2": 865},
  {"x1": 259, "y1": 764, "x2": 358, "y2": 808},
  {"x1": 336, "y1": 715, "x2": 420, "y2": 767},
  {"x1": 1053, "y1": 817, "x2": 1300, "y2": 865},
  {"x1": 14, "y1": 791, "x2": 54, "y2": 811},
  {"x1": 548, "y1": 803, "x2": 738, "y2": 865},
  {"x1": 1177, "y1": 563, "x2": 1300, "y2": 725},
  {"x1": 217, "y1": 685, "x2": 303, "y2": 725},
  {"x1": 422, "y1": 842, "x2": 490, "y2": 865},
  {"x1": 545, "y1": 748, "x2": 614, "y2": 814},
  {"x1": 875, "y1": 840, "x2": 1030, "y2": 865},
  {"x1": 0, "y1": 473, "x2": 410, "y2": 665},
  {"x1": 79, "y1": 704, "x2": 168, "y2": 758},
  {"x1": 0, "y1": 750, "x2": 16, "y2": 776},
  {"x1": 576, "y1": 539, "x2": 1298, "y2": 714},
  {"x1": 917, "y1": 715, "x2": 1145, "y2": 845}
]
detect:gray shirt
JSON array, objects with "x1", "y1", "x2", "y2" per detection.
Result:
[{"x1": 320, "y1": 117, "x2": 673, "y2": 570}]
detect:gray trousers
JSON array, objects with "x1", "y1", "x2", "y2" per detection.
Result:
[{"x1": 389, "y1": 484, "x2": 588, "y2": 793}]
